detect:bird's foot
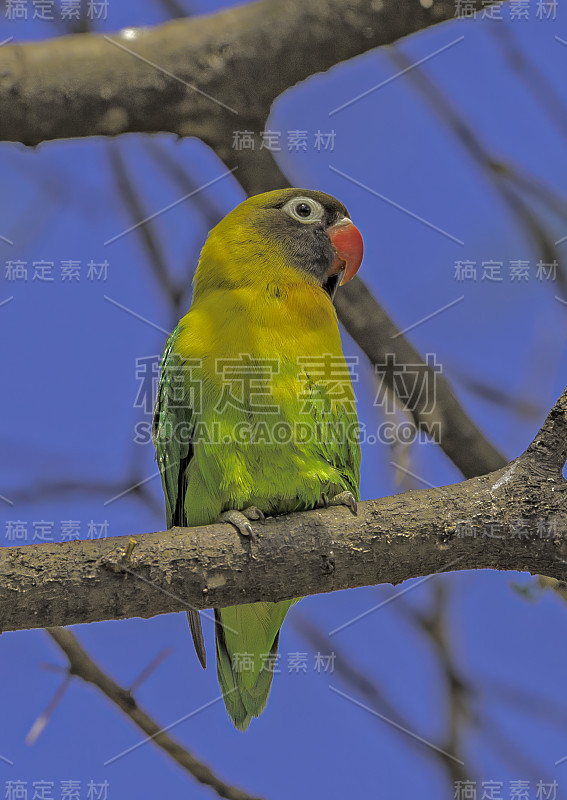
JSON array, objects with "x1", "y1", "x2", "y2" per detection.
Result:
[
  {"x1": 219, "y1": 506, "x2": 265, "y2": 536},
  {"x1": 319, "y1": 491, "x2": 358, "y2": 515}
]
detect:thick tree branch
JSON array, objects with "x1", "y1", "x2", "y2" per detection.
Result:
[
  {"x1": 1, "y1": 388, "x2": 566, "y2": 634},
  {"x1": 0, "y1": 0, "x2": 491, "y2": 155},
  {"x1": 46, "y1": 628, "x2": 263, "y2": 800}
]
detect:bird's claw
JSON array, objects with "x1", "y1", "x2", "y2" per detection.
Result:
[
  {"x1": 332, "y1": 491, "x2": 358, "y2": 515},
  {"x1": 243, "y1": 506, "x2": 266, "y2": 524},
  {"x1": 320, "y1": 491, "x2": 358, "y2": 515},
  {"x1": 219, "y1": 506, "x2": 265, "y2": 536}
]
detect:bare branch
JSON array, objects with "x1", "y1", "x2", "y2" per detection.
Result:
[
  {"x1": 294, "y1": 610, "x2": 470, "y2": 778},
  {"x1": 1, "y1": 388, "x2": 566, "y2": 633},
  {"x1": 0, "y1": 0, "x2": 496, "y2": 151},
  {"x1": 46, "y1": 628, "x2": 264, "y2": 800},
  {"x1": 334, "y1": 278, "x2": 507, "y2": 477},
  {"x1": 388, "y1": 45, "x2": 567, "y2": 294},
  {"x1": 107, "y1": 141, "x2": 182, "y2": 305}
]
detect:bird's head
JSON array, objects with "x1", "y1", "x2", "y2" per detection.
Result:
[{"x1": 194, "y1": 188, "x2": 363, "y2": 301}]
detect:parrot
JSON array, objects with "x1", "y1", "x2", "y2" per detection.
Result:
[{"x1": 152, "y1": 188, "x2": 363, "y2": 730}]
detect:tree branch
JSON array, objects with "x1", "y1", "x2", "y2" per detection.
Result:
[
  {"x1": 334, "y1": 278, "x2": 507, "y2": 477},
  {"x1": 46, "y1": 628, "x2": 264, "y2": 800},
  {"x1": 1, "y1": 388, "x2": 566, "y2": 634},
  {"x1": 0, "y1": 0, "x2": 492, "y2": 152}
]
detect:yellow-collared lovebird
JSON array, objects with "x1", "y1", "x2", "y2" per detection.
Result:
[{"x1": 153, "y1": 188, "x2": 363, "y2": 730}]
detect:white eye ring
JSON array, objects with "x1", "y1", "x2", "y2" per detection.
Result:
[{"x1": 283, "y1": 196, "x2": 325, "y2": 224}]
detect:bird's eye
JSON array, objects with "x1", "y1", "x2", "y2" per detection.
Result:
[{"x1": 282, "y1": 196, "x2": 325, "y2": 224}]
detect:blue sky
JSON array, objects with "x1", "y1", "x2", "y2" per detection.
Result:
[{"x1": 1, "y1": 2, "x2": 567, "y2": 799}]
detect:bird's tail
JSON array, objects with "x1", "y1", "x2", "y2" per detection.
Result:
[{"x1": 215, "y1": 600, "x2": 295, "y2": 731}]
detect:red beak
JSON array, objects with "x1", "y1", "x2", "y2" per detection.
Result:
[{"x1": 326, "y1": 218, "x2": 364, "y2": 285}]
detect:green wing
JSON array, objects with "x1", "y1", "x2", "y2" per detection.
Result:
[{"x1": 152, "y1": 328, "x2": 206, "y2": 668}]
